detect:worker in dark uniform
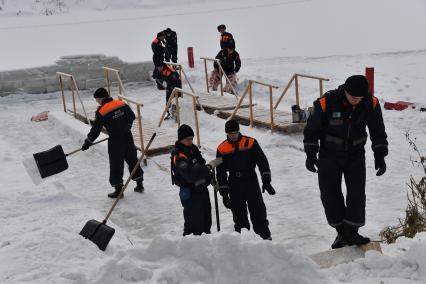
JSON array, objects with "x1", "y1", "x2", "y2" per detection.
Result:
[
  {"x1": 164, "y1": 28, "x2": 178, "y2": 63},
  {"x1": 82, "y1": 88, "x2": 144, "y2": 198},
  {"x1": 217, "y1": 24, "x2": 235, "y2": 50},
  {"x1": 158, "y1": 63, "x2": 182, "y2": 119},
  {"x1": 216, "y1": 120, "x2": 275, "y2": 240},
  {"x1": 303, "y1": 75, "x2": 388, "y2": 249},
  {"x1": 151, "y1": 31, "x2": 166, "y2": 90},
  {"x1": 171, "y1": 124, "x2": 213, "y2": 236},
  {"x1": 209, "y1": 46, "x2": 241, "y2": 94}
]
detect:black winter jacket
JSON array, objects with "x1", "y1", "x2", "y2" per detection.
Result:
[
  {"x1": 214, "y1": 49, "x2": 241, "y2": 76},
  {"x1": 303, "y1": 85, "x2": 388, "y2": 159},
  {"x1": 172, "y1": 142, "x2": 211, "y2": 189},
  {"x1": 216, "y1": 134, "x2": 271, "y2": 194},
  {"x1": 87, "y1": 97, "x2": 135, "y2": 142}
]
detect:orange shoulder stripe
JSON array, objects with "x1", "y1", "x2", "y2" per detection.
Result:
[
  {"x1": 218, "y1": 140, "x2": 234, "y2": 155},
  {"x1": 239, "y1": 136, "x2": 255, "y2": 150},
  {"x1": 319, "y1": 97, "x2": 326, "y2": 112},
  {"x1": 372, "y1": 96, "x2": 378, "y2": 110},
  {"x1": 99, "y1": 100, "x2": 125, "y2": 116}
]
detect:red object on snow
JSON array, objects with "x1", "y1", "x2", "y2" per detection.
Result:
[
  {"x1": 365, "y1": 67, "x2": 374, "y2": 95},
  {"x1": 187, "y1": 47, "x2": 194, "y2": 68},
  {"x1": 31, "y1": 111, "x2": 49, "y2": 122},
  {"x1": 384, "y1": 101, "x2": 416, "y2": 111}
]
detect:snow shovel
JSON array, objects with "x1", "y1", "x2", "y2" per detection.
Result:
[
  {"x1": 33, "y1": 138, "x2": 108, "y2": 179},
  {"x1": 79, "y1": 133, "x2": 157, "y2": 251}
]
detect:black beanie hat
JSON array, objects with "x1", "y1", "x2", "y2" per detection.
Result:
[
  {"x1": 178, "y1": 124, "x2": 195, "y2": 141},
  {"x1": 217, "y1": 24, "x2": 226, "y2": 31},
  {"x1": 165, "y1": 28, "x2": 172, "y2": 33},
  {"x1": 344, "y1": 75, "x2": 369, "y2": 97},
  {"x1": 225, "y1": 119, "x2": 239, "y2": 133},
  {"x1": 93, "y1": 87, "x2": 109, "y2": 99}
]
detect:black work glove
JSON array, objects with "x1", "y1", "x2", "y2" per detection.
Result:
[
  {"x1": 305, "y1": 152, "x2": 319, "y2": 173},
  {"x1": 262, "y1": 182, "x2": 276, "y2": 195},
  {"x1": 374, "y1": 156, "x2": 386, "y2": 176},
  {"x1": 222, "y1": 194, "x2": 232, "y2": 209},
  {"x1": 81, "y1": 139, "x2": 92, "y2": 151}
]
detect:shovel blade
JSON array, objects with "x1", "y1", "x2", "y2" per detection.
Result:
[
  {"x1": 80, "y1": 219, "x2": 115, "y2": 251},
  {"x1": 33, "y1": 145, "x2": 68, "y2": 178}
]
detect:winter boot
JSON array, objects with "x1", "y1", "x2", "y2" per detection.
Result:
[
  {"x1": 108, "y1": 184, "x2": 124, "y2": 199},
  {"x1": 343, "y1": 223, "x2": 370, "y2": 246},
  {"x1": 331, "y1": 224, "x2": 347, "y2": 249},
  {"x1": 134, "y1": 180, "x2": 144, "y2": 193}
]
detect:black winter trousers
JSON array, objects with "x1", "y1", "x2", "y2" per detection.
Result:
[
  {"x1": 318, "y1": 153, "x2": 366, "y2": 228},
  {"x1": 165, "y1": 46, "x2": 178, "y2": 63},
  {"x1": 181, "y1": 187, "x2": 212, "y2": 236},
  {"x1": 108, "y1": 132, "x2": 144, "y2": 187},
  {"x1": 229, "y1": 173, "x2": 271, "y2": 239}
]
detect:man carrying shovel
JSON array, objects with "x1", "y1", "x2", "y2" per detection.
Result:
[{"x1": 82, "y1": 88, "x2": 144, "y2": 198}]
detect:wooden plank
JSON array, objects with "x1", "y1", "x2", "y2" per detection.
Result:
[
  {"x1": 310, "y1": 241, "x2": 382, "y2": 269},
  {"x1": 197, "y1": 91, "x2": 252, "y2": 110}
]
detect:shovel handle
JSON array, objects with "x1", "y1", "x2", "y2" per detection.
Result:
[
  {"x1": 66, "y1": 138, "x2": 109, "y2": 156},
  {"x1": 103, "y1": 133, "x2": 157, "y2": 223}
]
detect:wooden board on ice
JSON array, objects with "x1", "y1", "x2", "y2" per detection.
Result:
[{"x1": 309, "y1": 241, "x2": 382, "y2": 269}]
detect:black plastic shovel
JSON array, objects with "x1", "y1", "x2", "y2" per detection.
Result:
[
  {"x1": 33, "y1": 138, "x2": 108, "y2": 178},
  {"x1": 79, "y1": 133, "x2": 156, "y2": 251}
]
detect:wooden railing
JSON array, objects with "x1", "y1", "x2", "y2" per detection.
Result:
[
  {"x1": 158, "y1": 87, "x2": 202, "y2": 147},
  {"x1": 229, "y1": 80, "x2": 279, "y2": 131},
  {"x1": 200, "y1": 57, "x2": 239, "y2": 98},
  {"x1": 103, "y1": 66, "x2": 125, "y2": 97},
  {"x1": 163, "y1": 61, "x2": 195, "y2": 94},
  {"x1": 274, "y1": 73, "x2": 329, "y2": 110},
  {"x1": 117, "y1": 95, "x2": 145, "y2": 152},
  {"x1": 56, "y1": 72, "x2": 91, "y2": 125}
]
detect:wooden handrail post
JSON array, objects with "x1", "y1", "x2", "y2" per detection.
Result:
[
  {"x1": 274, "y1": 74, "x2": 295, "y2": 109},
  {"x1": 105, "y1": 69, "x2": 111, "y2": 95},
  {"x1": 180, "y1": 67, "x2": 195, "y2": 94},
  {"x1": 219, "y1": 67, "x2": 224, "y2": 97},
  {"x1": 295, "y1": 74, "x2": 300, "y2": 106},
  {"x1": 192, "y1": 97, "x2": 201, "y2": 148},
  {"x1": 69, "y1": 77, "x2": 77, "y2": 118},
  {"x1": 319, "y1": 79, "x2": 324, "y2": 97},
  {"x1": 175, "y1": 90, "x2": 181, "y2": 127},
  {"x1": 59, "y1": 75, "x2": 66, "y2": 112},
  {"x1": 269, "y1": 85, "x2": 274, "y2": 132},
  {"x1": 204, "y1": 59, "x2": 209, "y2": 93},
  {"x1": 158, "y1": 90, "x2": 176, "y2": 128},
  {"x1": 249, "y1": 81, "x2": 254, "y2": 127},
  {"x1": 229, "y1": 84, "x2": 249, "y2": 120},
  {"x1": 136, "y1": 104, "x2": 144, "y2": 152}
]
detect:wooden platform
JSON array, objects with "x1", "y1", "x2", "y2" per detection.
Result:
[
  {"x1": 66, "y1": 108, "x2": 175, "y2": 156},
  {"x1": 196, "y1": 91, "x2": 252, "y2": 112},
  {"x1": 216, "y1": 106, "x2": 305, "y2": 133},
  {"x1": 309, "y1": 241, "x2": 382, "y2": 269}
]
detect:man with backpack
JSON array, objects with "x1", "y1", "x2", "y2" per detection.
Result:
[{"x1": 171, "y1": 124, "x2": 213, "y2": 236}]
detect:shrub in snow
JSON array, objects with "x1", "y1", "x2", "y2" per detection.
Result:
[{"x1": 381, "y1": 132, "x2": 426, "y2": 243}]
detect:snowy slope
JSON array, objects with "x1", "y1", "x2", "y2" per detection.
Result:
[{"x1": 1, "y1": 0, "x2": 426, "y2": 283}]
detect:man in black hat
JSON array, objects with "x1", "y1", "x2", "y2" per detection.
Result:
[
  {"x1": 158, "y1": 63, "x2": 182, "y2": 120},
  {"x1": 163, "y1": 28, "x2": 178, "y2": 63},
  {"x1": 82, "y1": 88, "x2": 144, "y2": 198},
  {"x1": 216, "y1": 120, "x2": 275, "y2": 240},
  {"x1": 303, "y1": 75, "x2": 388, "y2": 249},
  {"x1": 217, "y1": 24, "x2": 235, "y2": 50},
  {"x1": 171, "y1": 124, "x2": 213, "y2": 236},
  {"x1": 151, "y1": 31, "x2": 167, "y2": 90}
]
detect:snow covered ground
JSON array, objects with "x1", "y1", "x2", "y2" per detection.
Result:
[{"x1": 1, "y1": 0, "x2": 426, "y2": 283}]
